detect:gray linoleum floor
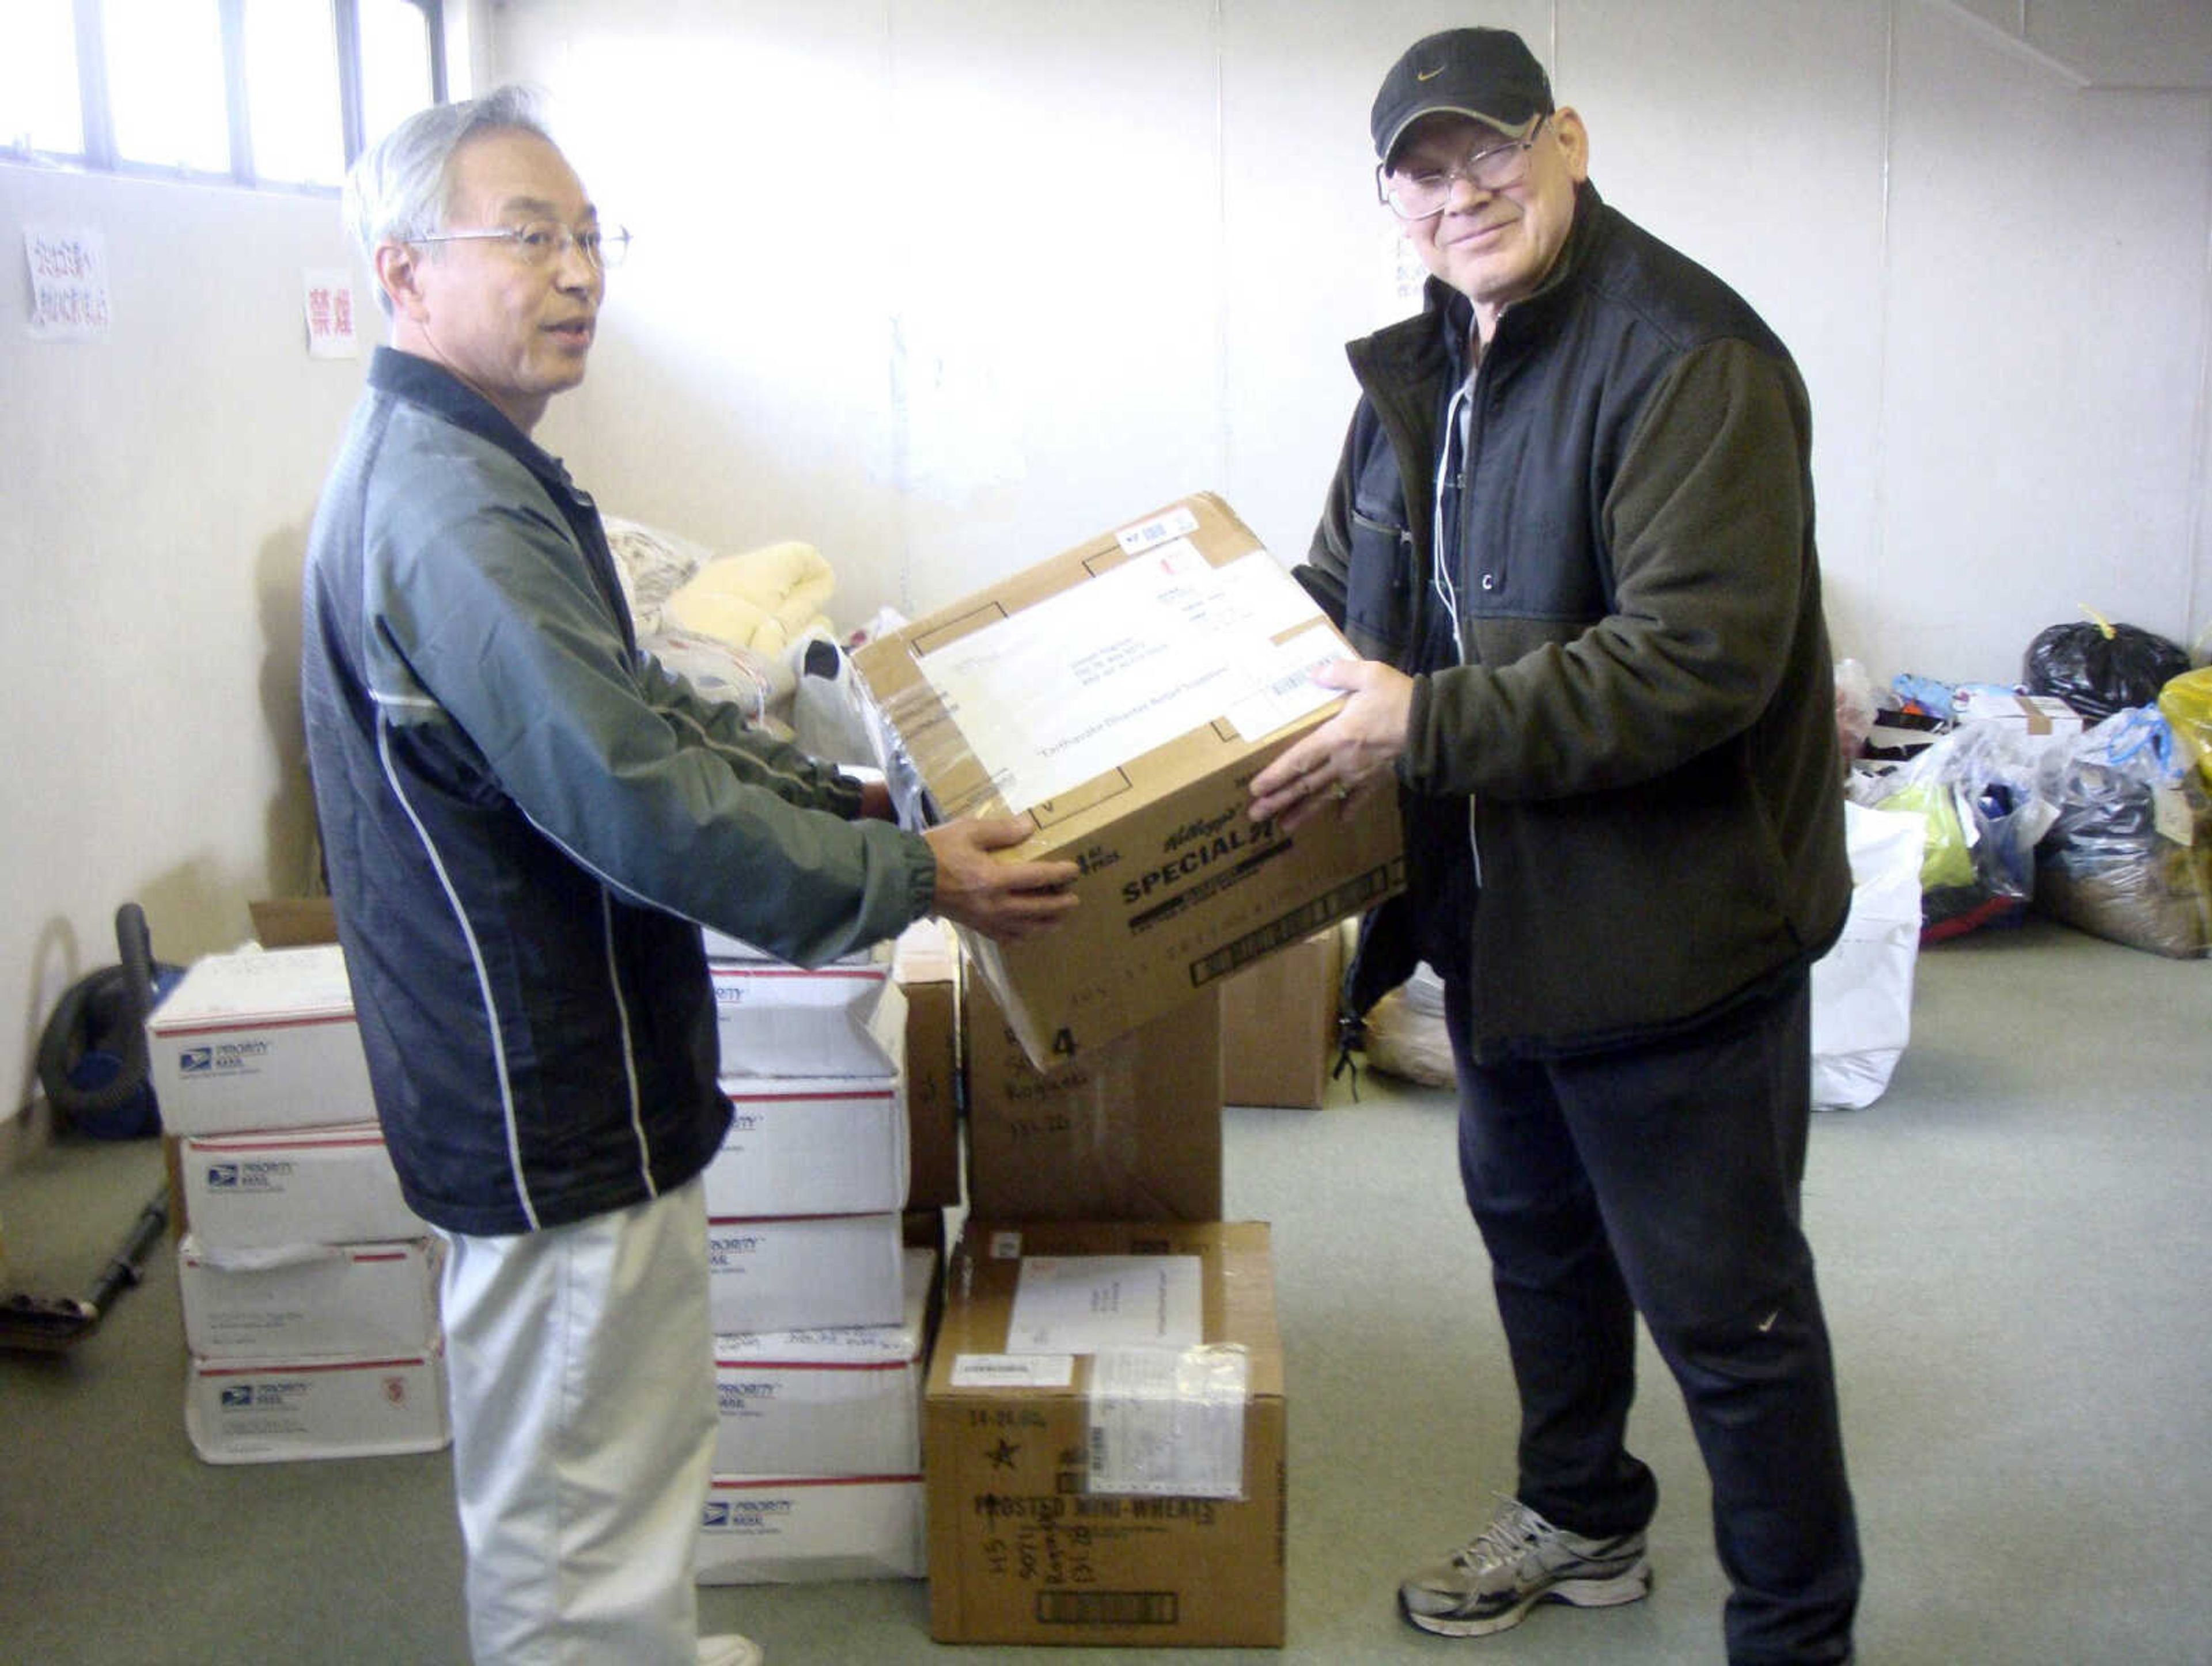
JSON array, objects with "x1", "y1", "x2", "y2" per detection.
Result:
[{"x1": 2, "y1": 915, "x2": 2207, "y2": 1665}]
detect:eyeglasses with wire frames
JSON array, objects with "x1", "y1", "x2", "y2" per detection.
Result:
[
  {"x1": 408, "y1": 219, "x2": 632, "y2": 270},
  {"x1": 1377, "y1": 116, "x2": 1548, "y2": 220}
]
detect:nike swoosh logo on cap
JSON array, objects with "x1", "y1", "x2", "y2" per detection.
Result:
[{"x1": 1416, "y1": 64, "x2": 1445, "y2": 81}]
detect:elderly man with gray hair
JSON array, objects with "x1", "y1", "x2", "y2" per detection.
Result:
[
  {"x1": 301, "y1": 88, "x2": 1077, "y2": 1666},
  {"x1": 1253, "y1": 26, "x2": 1861, "y2": 1665}
]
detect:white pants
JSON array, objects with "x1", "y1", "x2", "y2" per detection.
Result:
[{"x1": 437, "y1": 1177, "x2": 716, "y2": 1666}]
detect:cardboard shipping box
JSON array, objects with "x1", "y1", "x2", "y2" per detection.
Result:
[
  {"x1": 695, "y1": 1475, "x2": 926, "y2": 1586},
  {"x1": 174, "y1": 1123, "x2": 424, "y2": 1249},
  {"x1": 706, "y1": 1212, "x2": 906, "y2": 1334},
  {"x1": 924, "y1": 1219, "x2": 1285, "y2": 1647},
  {"x1": 178, "y1": 1235, "x2": 441, "y2": 1361},
  {"x1": 1219, "y1": 927, "x2": 1343, "y2": 1109},
  {"x1": 704, "y1": 1072, "x2": 907, "y2": 1219},
  {"x1": 186, "y1": 1344, "x2": 450, "y2": 1464},
  {"x1": 892, "y1": 919, "x2": 961, "y2": 1211},
  {"x1": 711, "y1": 1247, "x2": 937, "y2": 1477},
  {"x1": 146, "y1": 944, "x2": 377, "y2": 1135},
  {"x1": 965, "y1": 980, "x2": 1221, "y2": 1223},
  {"x1": 1951, "y1": 688, "x2": 2086, "y2": 745},
  {"x1": 853, "y1": 493, "x2": 1403, "y2": 1069},
  {"x1": 709, "y1": 958, "x2": 901, "y2": 1080}
]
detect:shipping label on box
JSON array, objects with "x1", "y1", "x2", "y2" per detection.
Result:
[
  {"x1": 705, "y1": 1072, "x2": 908, "y2": 1219},
  {"x1": 178, "y1": 1235, "x2": 442, "y2": 1361},
  {"x1": 711, "y1": 1248, "x2": 935, "y2": 1475},
  {"x1": 147, "y1": 945, "x2": 377, "y2": 1134},
  {"x1": 965, "y1": 980, "x2": 1221, "y2": 1223},
  {"x1": 695, "y1": 1475, "x2": 926, "y2": 1585},
  {"x1": 707, "y1": 1212, "x2": 906, "y2": 1334},
  {"x1": 711, "y1": 961, "x2": 902, "y2": 1079},
  {"x1": 185, "y1": 1344, "x2": 450, "y2": 1465},
  {"x1": 177, "y1": 1122, "x2": 425, "y2": 1249},
  {"x1": 924, "y1": 1219, "x2": 1286, "y2": 1647},
  {"x1": 854, "y1": 494, "x2": 1403, "y2": 1068}
]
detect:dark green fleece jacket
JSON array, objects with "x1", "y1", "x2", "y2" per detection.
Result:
[{"x1": 1304, "y1": 181, "x2": 1849, "y2": 1060}]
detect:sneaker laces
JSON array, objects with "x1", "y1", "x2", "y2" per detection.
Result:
[{"x1": 1452, "y1": 1496, "x2": 1547, "y2": 1573}]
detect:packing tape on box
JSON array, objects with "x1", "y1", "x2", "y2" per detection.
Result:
[
  {"x1": 859, "y1": 674, "x2": 1011, "y2": 829},
  {"x1": 1085, "y1": 1344, "x2": 1250, "y2": 1500}
]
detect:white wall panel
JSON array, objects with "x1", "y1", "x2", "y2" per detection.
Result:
[
  {"x1": 1551, "y1": 0, "x2": 1892, "y2": 670},
  {"x1": 0, "y1": 169, "x2": 358, "y2": 1116},
  {"x1": 485, "y1": 0, "x2": 2210, "y2": 685},
  {"x1": 1882, "y1": 0, "x2": 2209, "y2": 682}
]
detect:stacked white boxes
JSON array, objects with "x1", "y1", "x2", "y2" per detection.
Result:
[
  {"x1": 147, "y1": 944, "x2": 449, "y2": 1464},
  {"x1": 695, "y1": 929, "x2": 933, "y2": 1585}
]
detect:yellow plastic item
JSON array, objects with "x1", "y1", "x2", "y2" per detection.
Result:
[
  {"x1": 1877, "y1": 780, "x2": 1975, "y2": 891},
  {"x1": 2160, "y1": 667, "x2": 2212, "y2": 791}
]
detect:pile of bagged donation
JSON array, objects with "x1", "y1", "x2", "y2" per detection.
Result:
[
  {"x1": 1813, "y1": 616, "x2": 2209, "y2": 1112},
  {"x1": 137, "y1": 494, "x2": 1403, "y2": 1648},
  {"x1": 1360, "y1": 616, "x2": 2212, "y2": 1117}
]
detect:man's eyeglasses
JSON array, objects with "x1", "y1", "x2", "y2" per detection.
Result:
[
  {"x1": 1377, "y1": 117, "x2": 1547, "y2": 219},
  {"x1": 410, "y1": 220, "x2": 632, "y2": 270}
]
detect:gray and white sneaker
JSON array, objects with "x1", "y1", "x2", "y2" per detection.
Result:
[{"x1": 1399, "y1": 1496, "x2": 1652, "y2": 1637}]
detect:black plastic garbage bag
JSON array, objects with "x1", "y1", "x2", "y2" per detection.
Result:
[{"x1": 2024, "y1": 618, "x2": 2190, "y2": 723}]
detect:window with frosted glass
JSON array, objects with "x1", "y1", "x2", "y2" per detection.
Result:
[
  {"x1": 0, "y1": 0, "x2": 83, "y2": 155},
  {"x1": 105, "y1": 0, "x2": 230, "y2": 173}
]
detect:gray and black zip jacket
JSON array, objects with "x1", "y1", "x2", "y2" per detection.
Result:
[
  {"x1": 301, "y1": 349, "x2": 933, "y2": 1235},
  {"x1": 1306, "y1": 181, "x2": 1849, "y2": 1062}
]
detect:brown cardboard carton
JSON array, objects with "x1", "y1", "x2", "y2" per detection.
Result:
[
  {"x1": 924, "y1": 1219, "x2": 1285, "y2": 1646},
  {"x1": 1220, "y1": 927, "x2": 1343, "y2": 1109},
  {"x1": 853, "y1": 493, "x2": 1404, "y2": 1070},
  {"x1": 965, "y1": 978, "x2": 1221, "y2": 1223},
  {"x1": 248, "y1": 897, "x2": 339, "y2": 948},
  {"x1": 892, "y1": 919, "x2": 962, "y2": 1210}
]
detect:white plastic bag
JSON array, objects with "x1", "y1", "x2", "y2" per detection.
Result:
[{"x1": 1810, "y1": 801, "x2": 1926, "y2": 1110}]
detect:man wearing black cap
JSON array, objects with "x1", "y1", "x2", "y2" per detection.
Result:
[{"x1": 1249, "y1": 26, "x2": 1860, "y2": 1665}]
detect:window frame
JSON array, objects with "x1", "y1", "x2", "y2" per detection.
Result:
[{"x1": 3, "y1": 0, "x2": 445, "y2": 194}]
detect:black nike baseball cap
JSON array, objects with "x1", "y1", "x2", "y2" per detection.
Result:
[{"x1": 1371, "y1": 27, "x2": 1555, "y2": 165}]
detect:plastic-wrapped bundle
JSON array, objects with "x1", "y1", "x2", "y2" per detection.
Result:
[
  {"x1": 2160, "y1": 669, "x2": 2212, "y2": 794},
  {"x1": 2024, "y1": 617, "x2": 2190, "y2": 723},
  {"x1": 1362, "y1": 965, "x2": 1455, "y2": 1088},
  {"x1": 2035, "y1": 708, "x2": 2211, "y2": 959},
  {"x1": 1851, "y1": 722, "x2": 2059, "y2": 942}
]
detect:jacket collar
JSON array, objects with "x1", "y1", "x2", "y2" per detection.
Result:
[{"x1": 367, "y1": 347, "x2": 583, "y2": 501}]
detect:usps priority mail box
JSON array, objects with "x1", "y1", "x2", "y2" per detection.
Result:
[
  {"x1": 711, "y1": 1247, "x2": 935, "y2": 1475},
  {"x1": 707, "y1": 1212, "x2": 906, "y2": 1334},
  {"x1": 147, "y1": 944, "x2": 376, "y2": 1134},
  {"x1": 178, "y1": 1235, "x2": 442, "y2": 1361},
  {"x1": 177, "y1": 1123, "x2": 423, "y2": 1249},
  {"x1": 711, "y1": 959, "x2": 903, "y2": 1079},
  {"x1": 695, "y1": 1475, "x2": 925, "y2": 1585},
  {"x1": 185, "y1": 1344, "x2": 450, "y2": 1464},
  {"x1": 704, "y1": 1070, "x2": 908, "y2": 1220}
]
